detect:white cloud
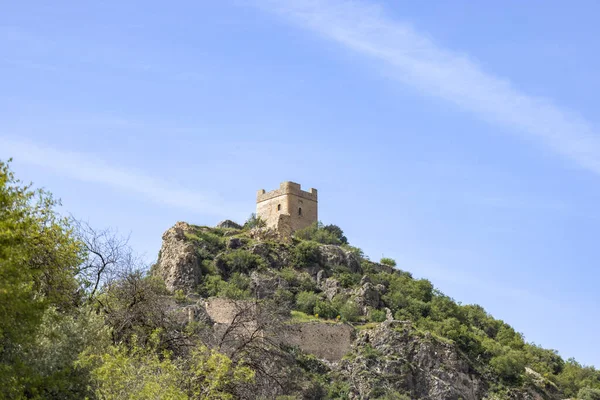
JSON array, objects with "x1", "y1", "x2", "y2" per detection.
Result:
[
  {"x1": 0, "y1": 137, "x2": 246, "y2": 219},
  {"x1": 257, "y1": 0, "x2": 600, "y2": 175}
]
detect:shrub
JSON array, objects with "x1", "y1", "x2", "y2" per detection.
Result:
[
  {"x1": 174, "y1": 289, "x2": 187, "y2": 304},
  {"x1": 296, "y1": 291, "x2": 319, "y2": 315},
  {"x1": 184, "y1": 229, "x2": 225, "y2": 256},
  {"x1": 322, "y1": 224, "x2": 348, "y2": 244},
  {"x1": 490, "y1": 349, "x2": 527, "y2": 384},
  {"x1": 314, "y1": 300, "x2": 338, "y2": 319},
  {"x1": 243, "y1": 213, "x2": 266, "y2": 229},
  {"x1": 338, "y1": 300, "x2": 361, "y2": 322},
  {"x1": 578, "y1": 388, "x2": 600, "y2": 400},
  {"x1": 216, "y1": 249, "x2": 264, "y2": 277},
  {"x1": 369, "y1": 309, "x2": 387, "y2": 323},
  {"x1": 293, "y1": 241, "x2": 321, "y2": 267},
  {"x1": 199, "y1": 275, "x2": 225, "y2": 297},
  {"x1": 380, "y1": 257, "x2": 397, "y2": 267},
  {"x1": 199, "y1": 273, "x2": 251, "y2": 300},
  {"x1": 335, "y1": 271, "x2": 361, "y2": 288},
  {"x1": 294, "y1": 222, "x2": 347, "y2": 245}
]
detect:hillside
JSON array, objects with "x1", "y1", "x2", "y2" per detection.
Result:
[
  {"x1": 2, "y1": 158, "x2": 600, "y2": 399},
  {"x1": 150, "y1": 220, "x2": 600, "y2": 399}
]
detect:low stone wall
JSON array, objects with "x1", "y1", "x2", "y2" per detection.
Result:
[
  {"x1": 205, "y1": 297, "x2": 245, "y2": 324},
  {"x1": 280, "y1": 322, "x2": 355, "y2": 362},
  {"x1": 204, "y1": 298, "x2": 354, "y2": 362}
]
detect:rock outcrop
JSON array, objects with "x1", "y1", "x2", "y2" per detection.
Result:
[
  {"x1": 216, "y1": 220, "x2": 242, "y2": 229},
  {"x1": 319, "y1": 245, "x2": 362, "y2": 273},
  {"x1": 339, "y1": 321, "x2": 487, "y2": 400},
  {"x1": 155, "y1": 222, "x2": 201, "y2": 292}
]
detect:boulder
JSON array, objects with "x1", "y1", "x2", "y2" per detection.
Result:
[
  {"x1": 216, "y1": 220, "x2": 242, "y2": 229},
  {"x1": 154, "y1": 222, "x2": 201, "y2": 293},
  {"x1": 227, "y1": 237, "x2": 243, "y2": 249},
  {"x1": 318, "y1": 245, "x2": 362, "y2": 274},
  {"x1": 355, "y1": 282, "x2": 380, "y2": 309},
  {"x1": 321, "y1": 278, "x2": 342, "y2": 301}
]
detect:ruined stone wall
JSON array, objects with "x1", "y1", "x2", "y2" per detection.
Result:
[
  {"x1": 256, "y1": 181, "x2": 318, "y2": 232},
  {"x1": 204, "y1": 298, "x2": 353, "y2": 362},
  {"x1": 281, "y1": 322, "x2": 355, "y2": 362}
]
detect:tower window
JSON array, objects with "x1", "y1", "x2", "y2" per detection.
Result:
[
  {"x1": 298, "y1": 207, "x2": 302, "y2": 216},
  {"x1": 277, "y1": 204, "x2": 281, "y2": 211}
]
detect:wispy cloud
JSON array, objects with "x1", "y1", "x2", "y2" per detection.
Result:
[
  {"x1": 256, "y1": 0, "x2": 600, "y2": 175},
  {"x1": 0, "y1": 137, "x2": 246, "y2": 219}
]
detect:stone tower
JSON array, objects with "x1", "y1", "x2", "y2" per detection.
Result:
[{"x1": 256, "y1": 181, "x2": 318, "y2": 233}]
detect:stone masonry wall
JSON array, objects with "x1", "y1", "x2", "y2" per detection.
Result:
[
  {"x1": 204, "y1": 298, "x2": 353, "y2": 362},
  {"x1": 256, "y1": 181, "x2": 318, "y2": 232}
]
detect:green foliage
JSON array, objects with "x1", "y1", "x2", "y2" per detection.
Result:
[
  {"x1": 185, "y1": 229, "x2": 225, "y2": 257},
  {"x1": 337, "y1": 299, "x2": 361, "y2": 322},
  {"x1": 314, "y1": 299, "x2": 339, "y2": 320},
  {"x1": 296, "y1": 291, "x2": 319, "y2": 315},
  {"x1": 489, "y1": 349, "x2": 527, "y2": 384},
  {"x1": 380, "y1": 257, "x2": 397, "y2": 267},
  {"x1": 294, "y1": 221, "x2": 347, "y2": 245},
  {"x1": 292, "y1": 240, "x2": 321, "y2": 267},
  {"x1": 369, "y1": 309, "x2": 387, "y2": 323},
  {"x1": 80, "y1": 330, "x2": 254, "y2": 400},
  {"x1": 277, "y1": 267, "x2": 317, "y2": 293},
  {"x1": 556, "y1": 358, "x2": 600, "y2": 398},
  {"x1": 323, "y1": 224, "x2": 348, "y2": 244},
  {"x1": 200, "y1": 272, "x2": 251, "y2": 300},
  {"x1": 289, "y1": 310, "x2": 320, "y2": 323},
  {"x1": 216, "y1": 249, "x2": 264, "y2": 278},
  {"x1": 0, "y1": 160, "x2": 85, "y2": 397},
  {"x1": 333, "y1": 266, "x2": 361, "y2": 288},
  {"x1": 243, "y1": 213, "x2": 266, "y2": 229},
  {"x1": 174, "y1": 289, "x2": 187, "y2": 304},
  {"x1": 79, "y1": 331, "x2": 186, "y2": 400},
  {"x1": 327, "y1": 380, "x2": 351, "y2": 399},
  {"x1": 184, "y1": 344, "x2": 255, "y2": 399},
  {"x1": 578, "y1": 388, "x2": 600, "y2": 400}
]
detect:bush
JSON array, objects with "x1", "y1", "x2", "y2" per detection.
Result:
[
  {"x1": 199, "y1": 273, "x2": 251, "y2": 300},
  {"x1": 174, "y1": 289, "x2": 187, "y2": 304},
  {"x1": 293, "y1": 241, "x2": 321, "y2": 267},
  {"x1": 369, "y1": 309, "x2": 387, "y2": 323},
  {"x1": 338, "y1": 300, "x2": 361, "y2": 322},
  {"x1": 243, "y1": 213, "x2": 266, "y2": 230},
  {"x1": 335, "y1": 271, "x2": 361, "y2": 288},
  {"x1": 380, "y1": 257, "x2": 397, "y2": 267},
  {"x1": 294, "y1": 222, "x2": 347, "y2": 245},
  {"x1": 296, "y1": 291, "x2": 319, "y2": 315},
  {"x1": 490, "y1": 349, "x2": 527, "y2": 384},
  {"x1": 578, "y1": 388, "x2": 600, "y2": 400},
  {"x1": 216, "y1": 249, "x2": 264, "y2": 277},
  {"x1": 314, "y1": 300, "x2": 338, "y2": 319}
]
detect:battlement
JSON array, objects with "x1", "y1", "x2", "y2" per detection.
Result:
[
  {"x1": 256, "y1": 181, "x2": 318, "y2": 203},
  {"x1": 256, "y1": 181, "x2": 318, "y2": 233}
]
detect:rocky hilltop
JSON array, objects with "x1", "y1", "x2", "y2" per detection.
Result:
[{"x1": 152, "y1": 221, "x2": 582, "y2": 399}]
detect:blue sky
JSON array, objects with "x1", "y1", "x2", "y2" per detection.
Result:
[{"x1": 2, "y1": 0, "x2": 600, "y2": 366}]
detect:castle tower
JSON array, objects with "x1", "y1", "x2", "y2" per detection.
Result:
[{"x1": 256, "y1": 181, "x2": 318, "y2": 232}]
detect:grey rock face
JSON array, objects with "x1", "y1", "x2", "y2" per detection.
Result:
[
  {"x1": 155, "y1": 222, "x2": 201, "y2": 293},
  {"x1": 319, "y1": 245, "x2": 362, "y2": 274},
  {"x1": 339, "y1": 323, "x2": 487, "y2": 400},
  {"x1": 355, "y1": 282, "x2": 381, "y2": 310},
  {"x1": 321, "y1": 278, "x2": 342, "y2": 301},
  {"x1": 227, "y1": 237, "x2": 243, "y2": 249},
  {"x1": 216, "y1": 220, "x2": 242, "y2": 229}
]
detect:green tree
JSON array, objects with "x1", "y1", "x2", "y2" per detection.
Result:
[{"x1": 0, "y1": 159, "x2": 84, "y2": 397}]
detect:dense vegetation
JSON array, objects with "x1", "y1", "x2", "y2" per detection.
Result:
[{"x1": 1, "y1": 158, "x2": 600, "y2": 399}]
